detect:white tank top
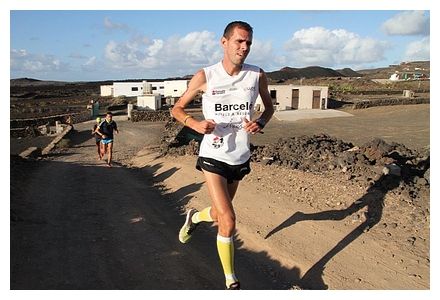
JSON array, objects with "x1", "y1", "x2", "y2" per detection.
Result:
[{"x1": 199, "y1": 61, "x2": 260, "y2": 165}]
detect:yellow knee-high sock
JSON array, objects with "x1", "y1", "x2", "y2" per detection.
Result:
[
  {"x1": 191, "y1": 207, "x2": 213, "y2": 224},
  {"x1": 217, "y1": 234, "x2": 238, "y2": 287}
]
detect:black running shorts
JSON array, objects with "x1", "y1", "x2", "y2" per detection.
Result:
[{"x1": 196, "y1": 157, "x2": 251, "y2": 184}]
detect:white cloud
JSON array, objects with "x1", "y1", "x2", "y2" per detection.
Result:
[
  {"x1": 404, "y1": 37, "x2": 430, "y2": 61},
  {"x1": 104, "y1": 31, "x2": 223, "y2": 76},
  {"x1": 104, "y1": 38, "x2": 151, "y2": 68},
  {"x1": 102, "y1": 30, "x2": 280, "y2": 76},
  {"x1": 11, "y1": 49, "x2": 69, "y2": 73},
  {"x1": 382, "y1": 11, "x2": 429, "y2": 36},
  {"x1": 12, "y1": 49, "x2": 28, "y2": 58},
  {"x1": 284, "y1": 27, "x2": 388, "y2": 67},
  {"x1": 176, "y1": 31, "x2": 219, "y2": 65},
  {"x1": 246, "y1": 39, "x2": 276, "y2": 70},
  {"x1": 148, "y1": 39, "x2": 163, "y2": 57}
]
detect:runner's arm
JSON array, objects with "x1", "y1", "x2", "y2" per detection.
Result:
[
  {"x1": 257, "y1": 69, "x2": 274, "y2": 124},
  {"x1": 95, "y1": 125, "x2": 106, "y2": 139},
  {"x1": 243, "y1": 69, "x2": 274, "y2": 133},
  {"x1": 171, "y1": 69, "x2": 216, "y2": 134}
]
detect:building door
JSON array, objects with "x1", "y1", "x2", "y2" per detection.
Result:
[
  {"x1": 291, "y1": 89, "x2": 299, "y2": 110},
  {"x1": 312, "y1": 90, "x2": 321, "y2": 109}
]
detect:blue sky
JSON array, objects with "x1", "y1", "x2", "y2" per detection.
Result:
[{"x1": 10, "y1": 10, "x2": 430, "y2": 81}]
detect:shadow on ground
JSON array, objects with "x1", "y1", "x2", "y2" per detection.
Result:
[
  {"x1": 264, "y1": 173, "x2": 403, "y2": 289},
  {"x1": 11, "y1": 153, "x2": 301, "y2": 290}
]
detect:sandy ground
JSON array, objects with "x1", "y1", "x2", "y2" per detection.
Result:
[
  {"x1": 251, "y1": 104, "x2": 430, "y2": 151},
  {"x1": 10, "y1": 106, "x2": 430, "y2": 290},
  {"x1": 133, "y1": 151, "x2": 429, "y2": 290}
]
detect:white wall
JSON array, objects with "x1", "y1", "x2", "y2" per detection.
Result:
[
  {"x1": 102, "y1": 80, "x2": 188, "y2": 98},
  {"x1": 298, "y1": 86, "x2": 328, "y2": 109},
  {"x1": 255, "y1": 85, "x2": 329, "y2": 111},
  {"x1": 100, "y1": 85, "x2": 113, "y2": 96},
  {"x1": 150, "y1": 82, "x2": 165, "y2": 97},
  {"x1": 113, "y1": 82, "x2": 145, "y2": 97},
  {"x1": 164, "y1": 80, "x2": 189, "y2": 98},
  {"x1": 137, "y1": 94, "x2": 162, "y2": 110},
  {"x1": 269, "y1": 85, "x2": 293, "y2": 110}
]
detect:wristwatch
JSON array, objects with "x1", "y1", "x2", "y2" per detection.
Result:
[{"x1": 255, "y1": 118, "x2": 266, "y2": 129}]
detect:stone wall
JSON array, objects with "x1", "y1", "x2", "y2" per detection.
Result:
[
  {"x1": 10, "y1": 127, "x2": 40, "y2": 138},
  {"x1": 346, "y1": 89, "x2": 429, "y2": 96},
  {"x1": 11, "y1": 110, "x2": 91, "y2": 128},
  {"x1": 130, "y1": 109, "x2": 172, "y2": 122},
  {"x1": 352, "y1": 97, "x2": 429, "y2": 109},
  {"x1": 10, "y1": 110, "x2": 91, "y2": 138}
]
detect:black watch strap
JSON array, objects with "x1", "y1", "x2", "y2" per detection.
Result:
[{"x1": 256, "y1": 118, "x2": 266, "y2": 129}]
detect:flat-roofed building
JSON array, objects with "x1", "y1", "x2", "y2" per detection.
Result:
[{"x1": 256, "y1": 84, "x2": 329, "y2": 112}]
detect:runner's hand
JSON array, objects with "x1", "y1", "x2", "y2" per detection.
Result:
[
  {"x1": 192, "y1": 119, "x2": 216, "y2": 134},
  {"x1": 243, "y1": 118, "x2": 262, "y2": 134}
]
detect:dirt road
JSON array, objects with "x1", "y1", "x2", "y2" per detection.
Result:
[
  {"x1": 10, "y1": 118, "x2": 287, "y2": 289},
  {"x1": 11, "y1": 113, "x2": 429, "y2": 290}
]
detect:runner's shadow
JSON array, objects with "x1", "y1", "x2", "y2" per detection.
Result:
[
  {"x1": 265, "y1": 173, "x2": 401, "y2": 289},
  {"x1": 153, "y1": 167, "x2": 180, "y2": 183},
  {"x1": 65, "y1": 128, "x2": 94, "y2": 146},
  {"x1": 169, "y1": 183, "x2": 203, "y2": 205}
]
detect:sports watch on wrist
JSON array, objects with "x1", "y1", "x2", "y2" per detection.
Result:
[{"x1": 255, "y1": 118, "x2": 266, "y2": 129}]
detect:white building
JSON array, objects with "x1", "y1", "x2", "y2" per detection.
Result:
[
  {"x1": 100, "y1": 80, "x2": 188, "y2": 98},
  {"x1": 256, "y1": 84, "x2": 329, "y2": 111},
  {"x1": 112, "y1": 82, "x2": 147, "y2": 97},
  {"x1": 389, "y1": 73, "x2": 400, "y2": 81},
  {"x1": 100, "y1": 85, "x2": 113, "y2": 97},
  {"x1": 164, "y1": 80, "x2": 189, "y2": 98}
]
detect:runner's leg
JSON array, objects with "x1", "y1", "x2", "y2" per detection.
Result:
[
  {"x1": 107, "y1": 142, "x2": 113, "y2": 165},
  {"x1": 97, "y1": 142, "x2": 102, "y2": 159},
  {"x1": 209, "y1": 180, "x2": 239, "y2": 221},
  {"x1": 100, "y1": 142, "x2": 106, "y2": 160},
  {"x1": 203, "y1": 171, "x2": 239, "y2": 287}
]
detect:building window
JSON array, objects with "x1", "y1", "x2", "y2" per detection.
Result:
[
  {"x1": 270, "y1": 90, "x2": 277, "y2": 99},
  {"x1": 131, "y1": 87, "x2": 139, "y2": 91}
]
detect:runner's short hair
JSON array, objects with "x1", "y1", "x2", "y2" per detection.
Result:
[
  {"x1": 106, "y1": 111, "x2": 113, "y2": 116},
  {"x1": 223, "y1": 21, "x2": 253, "y2": 39}
]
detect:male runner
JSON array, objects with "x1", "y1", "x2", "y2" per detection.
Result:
[
  {"x1": 95, "y1": 112, "x2": 119, "y2": 167},
  {"x1": 171, "y1": 21, "x2": 274, "y2": 289}
]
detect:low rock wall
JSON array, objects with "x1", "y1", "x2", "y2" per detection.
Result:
[
  {"x1": 10, "y1": 111, "x2": 91, "y2": 138},
  {"x1": 352, "y1": 97, "x2": 429, "y2": 109},
  {"x1": 130, "y1": 109, "x2": 172, "y2": 122}
]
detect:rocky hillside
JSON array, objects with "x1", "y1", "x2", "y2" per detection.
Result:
[{"x1": 159, "y1": 120, "x2": 430, "y2": 203}]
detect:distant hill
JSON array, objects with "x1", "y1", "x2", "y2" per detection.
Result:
[
  {"x1": 336, "y1": 68, "x2": 363, "y2": 77},
  {"x1": 265, "y1": 61, "x2": 429, "y2": 81},
  {"x1": 266, "y1": 66, "x2": 361, "y2": 81},
  {"x1": 12, "y1": 61, "x2": 429, "y2": 86},
  {"x1": 10, "y1": 78, "x2": 69, "y2": 87}
]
